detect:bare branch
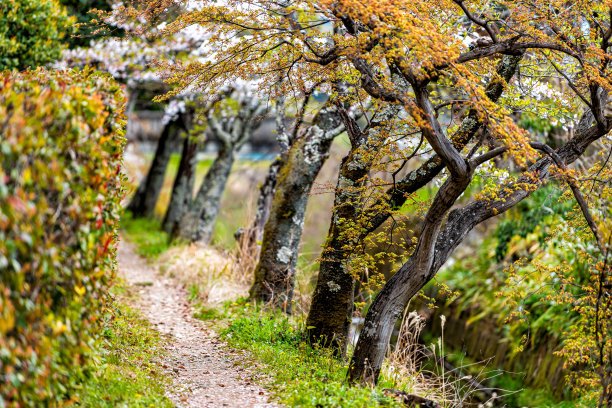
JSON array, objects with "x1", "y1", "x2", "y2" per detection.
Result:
[
  {"x1": 207, "y1": 112, "x2": 232, "y2": 144},
  {"x1": 469, "y1": 146, "x2": 508, "y2": 167},
  {"x1": 413, "y1": 85, "x2": 468, "y2": 177},
  {"x1": 452, "y1": 0, "x2": 499, "y2": 43}
]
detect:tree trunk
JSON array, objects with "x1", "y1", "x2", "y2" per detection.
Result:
[
  {"x1": 236, "y1": 156, "x2": 282, "y2": 247},
  {"x1": 250, "y1": 108, "x2": 342, "y2": 312},
  {"x1": 127, "y1": 118, "x2": 178, "y2": 218},
  {"x1": 176, "y1": 91, "x2": 265, "y2": 244},
  {"x1": 348, "y1": 172, "x2": 472, "y2": 384},
  {"x1": 304, "y1": 155, "x2": 366, "y2": 351},
  {"x1": 162, "y1": 135, "x2": 198, "y2": 237},
  {"x1": 180, "y1": 147, "x2": 235, "y2": 244},
  {"x1": 306, "y1": 103, "x2": 401, "y2": 351}
]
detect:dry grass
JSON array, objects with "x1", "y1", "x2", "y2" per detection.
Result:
[
  {"x1": 154, "y1": 194, "x2": 259, "y2": 306},
  {"x1": 158, "y1": 244, "x2": 247, "y2": 305},
  {"x1": 380, "y1": 311, "x2": 453, "y2": 406},
  {"x1": 378, "y1": 310, "x2": 511, "y2": 408},
  {"x1": 231, "y1": 194, "x2": 261, "y2": 286}
]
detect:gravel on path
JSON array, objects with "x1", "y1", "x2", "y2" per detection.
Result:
[{"x1": 117, "y1": 239, "x2": 280, "y2": 408}]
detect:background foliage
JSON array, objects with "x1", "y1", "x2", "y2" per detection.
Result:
[
  {"x1": 60, "y1": 0, "x2": 118, "y2": 48},
  {"x1": 0, "y1": 0, "x2": 74, "y2": 71}
]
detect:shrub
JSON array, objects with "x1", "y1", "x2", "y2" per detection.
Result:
[
  {"x1": 0, "y1": 0, "x2": 74, "y2": 70},
  {"x1": 0, "y1": 68, "x2": 126, "y2": 407}
]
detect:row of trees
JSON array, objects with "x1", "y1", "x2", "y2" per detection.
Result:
[
  {"x1": 105, "y1": 0, "x2": 611, "y2": 404},
  {"x1": 2, "y1": 0, "x2": 608, "y2": 404}
]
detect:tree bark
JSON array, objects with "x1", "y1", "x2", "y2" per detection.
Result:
[
  {"x1": 162, "y1": 134, "x2": 198, "y2": 237},
  {"x1": 347, "y1": 115, "x2": 610, "y2": 385},
  {"x1": 249, "y1": 106, "x2": 343, "y2": 313},
  {"x1": 180, "y1": 146, "x2": 235, "y2": 243},
  {"x1": 127, "y1": 117, "x2": 179, "y2": 218}
]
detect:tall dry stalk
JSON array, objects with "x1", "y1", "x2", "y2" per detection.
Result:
[
  {"x1": 232, "y1": 194, "x2": 261, "y2": 286},
  {"x1": 381, "y1": 312, "x2": 461, "y2": 407}
]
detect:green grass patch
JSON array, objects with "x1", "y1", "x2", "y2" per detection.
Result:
[
  {"x1": 121, "y1": 212, "x2": 171, "y2": 259},
  {"x1": 214, "y1": 300, "x2": 403, "y2": 408},
  {"x1": 194, "y1": 305, "x2": 222, "y2": 320},
  {"x1": 78, "y1": 296, "x2": 173, "y2": 407}
]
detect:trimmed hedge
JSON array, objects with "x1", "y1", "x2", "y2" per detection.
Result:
[{"x1": 0, "y1": 68, "x2": 126, "y2": 406}]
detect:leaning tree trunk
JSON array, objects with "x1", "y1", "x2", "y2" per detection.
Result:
[
  {"x1": 162, "y1": 134, "x2": 198, "y2": 237},
  {"x1": 127, "y1": 117, "x2": 179, "y2": 218},
  {"x1": 348, "y1": 172, "x2": 473, "y2": 384},
  {"x1": 180, "y1": 146, "x2": 235, "y2": 243},
  {"x1": 306, "y1": 104, "x2": 401, "y2": 352},
  {"x1": 347, "y1": 112, "x2": 608, "y2": 385},
  {"x1": 306, "y1": 54, "x2": 523, "y2": 354},
  {"x1": 249, "y1": 106, "x2": 343, "y2": 313}
]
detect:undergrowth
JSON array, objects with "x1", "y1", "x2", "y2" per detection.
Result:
[
  {"x1": 79, "y1": 287, "x2": 173, "y2": 407},
  {"x1": 429, "y1": 333, "x2": 596, "y2": 408},
  {"x1": 210, "y1": 299, "x2": 404, "y2": 408}
]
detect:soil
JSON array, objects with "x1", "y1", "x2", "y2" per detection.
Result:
[{"x1": 117, "y1": 238, "x2": 281, "y2": 408}]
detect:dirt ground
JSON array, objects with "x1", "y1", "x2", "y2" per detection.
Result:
[{"x1": 117, "y1": 238, "x2": 281, "y2": 408}]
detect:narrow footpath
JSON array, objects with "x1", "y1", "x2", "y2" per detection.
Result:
[{"x1": 117, "y1": 238, "x2": 280, "y2": 408}]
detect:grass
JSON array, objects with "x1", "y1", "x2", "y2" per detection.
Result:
[
  {"x1": 121, "y1": 213, "x2": 172, "y2": 259},
  {"x1": 213, "y1": 299, "x2": 405, "y2": 408},
  {"x1": 78, "y1": 287, "x2": 173, "y2": 407}
]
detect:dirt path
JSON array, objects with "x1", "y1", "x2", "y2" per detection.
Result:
[{"x1": 117, "y1": 238, "x2": 280, "y2": 408}]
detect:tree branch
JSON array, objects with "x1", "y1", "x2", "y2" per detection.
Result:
[
  {"x1": 530, "y1": 142, "x2": 605, "y2": 250},
  {"x1": 360, "y1": 53, "x2": 520, "y2": 235},
  {"x1": 469, "y1": 146, "x2": 508, "y2": 167},
  {"x1": 207, "y1": 112, "x2": 233, "y2": 144},
  {"x1": 412, "y1": 85, "x2": 468, "y2": 177},
  {"x1": 452, "y1": 0, "x2": 498, "y2": 43},
  {"x1": 431, "y1": 117, "x2": 611, "y2": 275}
]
